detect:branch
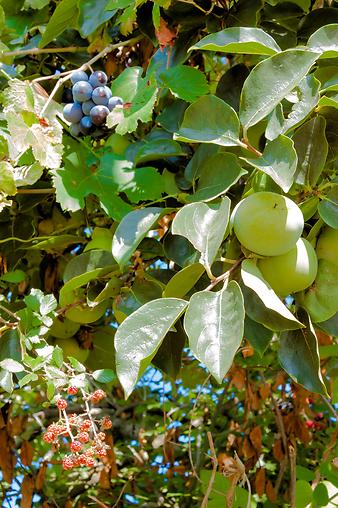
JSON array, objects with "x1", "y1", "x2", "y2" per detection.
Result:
[
  {"x1": 205, "y1": 258, "x2": 243, "y2": 291},
  {"x1": 289, "y1": 442, "x2": 297, "y2": 508},
  {"x1": 1, "y1": 47, "x2": 86, "y2": 58},
  {"x1": 201, "y1": 432, "x2": 218, "y2": 508}
]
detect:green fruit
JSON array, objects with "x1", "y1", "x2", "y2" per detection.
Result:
[
  {"x1": 233, "y1": 192, "x2": 304, "y2": 256},
  {"x1": 54, "y1": 338, "x2": 89, "y2": 363},
  {"x1": 316, "y1": 227, "x2": 338, "y2": 267},
  {"x1": 49, "y1": 316, "x2": 80, "y2": 339},
  {"x1": 60, "y1": 287, "x2": 108, "y2": 324},
  {"x1": 258, "y1": 238, "x2": 318, "y2": 297}
]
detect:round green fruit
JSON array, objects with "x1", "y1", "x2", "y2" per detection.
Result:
[
  {"x1": 60, "y1": 287, "x2": 108, "y2": 324},
  {"x1": 316, "y1": 227, "x2": 338, "y2": 267},
  {"x1": 49, "y1": 316, "x2": 80, "y2": 339},
  {"x1": 233, "y1": 192, "x2": 304, "y2": 256},
  {"x1": 54, "y1": 338, "x2": 89, "y2": 363},
  {"x1": 258, "y1": 238, "x2": 318, "y2": 298}
]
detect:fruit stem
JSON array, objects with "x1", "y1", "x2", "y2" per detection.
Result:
[{"x1": 205, "y1": 258, "x2": 243, "y2": 291}]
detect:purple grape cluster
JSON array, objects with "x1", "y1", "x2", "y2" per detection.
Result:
[{"x1": 62, "y1": 70, "x2": 124, "y2": 137}]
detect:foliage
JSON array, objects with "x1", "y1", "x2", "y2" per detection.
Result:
[{"x1": 0, "y1": 0, "x2": 337, "y2": 506}]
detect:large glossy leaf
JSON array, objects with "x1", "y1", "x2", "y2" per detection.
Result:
[
  {"x1": 266, "y1": 75, "x2": 320, "y2": 140},
  {"x1": 187, "y1": 152, "x2": 246, "y2": 202},
  {"x1": 244, "y1": 315, "x2": 273, "y2": 356},
  {"x1": 293, "y1": 116, "x2": 328, "y2": 187},
  {"x1": 159, "y1": 65, "x2": 209, "y2": 103},
  {"x1": 114, "y1": 298, "x2": 188, "y2": 398},
  {"x1": 239, "y1": 49, "x2": 319, "y2": 133},
  {"x1": 63, "y1": 251, "x2": 116, "y2": 283},
  {"x1": 163, "y1": 263, "x2": 205, "y2": 298},
  {"x1": 184, "y1": 281, "x2": 244, "y2": 384},
  {"x1": 39, "y1": 0, "x2": 78, "y2": 47},
  {"x1": 174, "y1": 95, "x2": 241, "y2": 147},
  {"x1": 78, "y1": 0, "x2": 116, "y2": 37},
  {"x1": 279, "y1": 309, "x2": 328, "y2": 395},
  {"x1": 241, "y1": 135, "x2": 297, "y2": 192},
  {"x1": 112, "y1": 208, "x2": 165, "y2": 268},
  {"x1": 107, "y1": 67, "x2": 157, "y2": 135},
  {"x1": 241, "y1": 260, "x2": 304, "y2": 329},
  {"x1": 302, "y1": 259, "x2": 338, "y2": 322},
  {"x1": 134, "y1": 139, "x2": 185, "y2": 164},
  {"x1": 307, "y1": 23, "x2": 338, "y2": 58},
  {"x1": 318, "y1": 187, "x2": 338, "y2": 228},
  {"x1": 172, "y1": 197, "x2": 230, "y2": 276},
  {"x1": 190, "y1": 27, "x2": 281, "y2": 55}
]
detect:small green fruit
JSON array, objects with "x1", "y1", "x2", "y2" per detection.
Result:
[
  {"x1": 233, "y1": 192, "x2": 304, "y2": 256},
  {"x1": 49, "y1": 316, "x2": 80, "y2": 339},
  {"x1": 54, "y1": 338, "x2": 89, "y2": 363},
  {"x1": 258, "y1": 238, "x2": 318, "y2": 297}
]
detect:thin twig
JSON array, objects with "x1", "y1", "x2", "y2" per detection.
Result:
[
  {"x1": 205, "y1": 258, "x2": 243, "y2": 291},
  {"x1": 201, "y1": 432, "x2": 218, "y2": 508},
  {"x1": 321, "y1": 395, "x2": 338, "y2": 420},
  {"x1": 16, "y1": 188, "x2": 55, "y2": 194},
  {"x1": 1, "y1": 47, "x2": 85, "y2": 58},
  {"x1": 112, "y1": 480, "x2": 131, "y2": 508},
  {"x1": 289, "y1": 442, "x2": 297, "y2": 508},
  {"x1": 88, "y1": 495, "x2": 110, "y2": 508}
]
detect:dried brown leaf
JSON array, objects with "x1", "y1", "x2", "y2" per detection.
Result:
[
  {"x1": 20, "y1": 475, "x2": 34, "y2": 508},
  {"x1": 255, "y1": 468, "x2": 266, "y2": 497},
  {"x1": 21, "y1": 440, "x2": 34, "y2": 467},
  {"x1": 155, "y1": 18, "x2": 176, "y2": 50}
]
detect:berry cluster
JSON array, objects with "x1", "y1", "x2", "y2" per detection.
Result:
[
  {"x1": 43, "y1": 387, "x2": 112, "y2": 470},
  {"x1": 63, "y1": 70, "x2": 124, "y2": 137}
]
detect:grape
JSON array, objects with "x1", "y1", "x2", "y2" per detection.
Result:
[
  {"x1": 80, "y1": 116, "x2": 93, "y2": 135},
  {"x1": 89, "y1": 70, "x2": 108, "y2": 88},
  {"x1": 72, "y1": 81, "x2": 93, "y2": 102},
  {"x1": 62, "y1": 88, "x2": 73, "y2": 103},
  {"x1": 70, "y1": 70, "x2": 89, "y2": 84},
  {"x1": 69, "y1": 123, "x2": 81, "y2": 137},
  {"x1": 108, "y1": 96, "x2": 124, "y2": 111},
  {"x1": 92, "y1": 86, "x2": 112, "y2": 106},
  {"x1": 82, "y1": 100, "x2": 95, "y2": 116},
  {"x1": 63, "y1": 102, "x2": 83, "y2": 123},
  {"x1": 90, "y1": 105, "x2": 110, "y2": 126}
]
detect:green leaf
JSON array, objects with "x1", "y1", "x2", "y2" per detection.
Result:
[
  {"x1": 163, "y1": 263, "x2": 205, "y2": 298},
  {"x1": 0, "y1": 370, "x2": 13, "y2": 393},
  {"x1": 295, "y1": 480, "x2": 313, "y2": 508},
  {"x1": 114, "y1": 298, "x2": 188, "y2": 398},
  {"x1": 239, "y1": 49, "x2": 319, "y2": 133},
  {"x1": 39, "y1": 0, "x2": 79, "y2": 47},
  {"x1": 28, "y1": 235, "x2": 86, "y2": 252},
  {"x1": 190, "y1": 27, "x2": 281, "y2": 55},
  {"x1": 184, "y1": 281, "x2": 244, "y2": 383},
  {"x1": 0, "y1": 270, "x2": 25, "y2": 283},
  {"x1": 84, "y1": 228, "x2": 113, "y2": 252},
  {"x1": 318, "y1": 187, "x2": 338, "y2": 228},
  {"x1": 241, "y1": 260, "x2": 304, "y2": 329},
  {"x1": 63, "y1": 251, "x2": 116, "y2": 283},
  {"x1": 152, "y1": 3, "x2": 160, "y2": 29},
  {"x1": 78, "y1": 0, "x2": 116, "y2": 37},
  {"x1": 313, "y1": 483, "x2": 329, "y2": 506},
  {"x1": 244, "y1": 315, "x2": 273, "y2": 356},
  {"x1": 0, "y1": 161, "x2": 16, "y2": 195},
  {"x1": 0, "y1": 358, "x2": 25, "y2": 373},
  {"x1": 121, "y1": 167, "x2": 166, "y2": 203},
  {"x1": 22, "y1": 0, "x2": 49, "y2": 9},
  {"x1": 279, "y1": 309, "x2": 328, "y2": 396},
  {"x1": 105, "y1": 0, "x2": 130, "y2": 8},
  {"x1": 112, "y1": 207, "x2": 165, "y2": 268},
  {"x1": 241, "y1": 135, "x2": 297, "y2": 192},
  {"x1": 266, "y1": 75, "x2": 320, "y2": 140},
  {"x1": 52, "y1": 143, "x2": 133, "y2": 220},
  {"x1": 92, "y1": 369, "x2": 116, "y2": 383},
  {"x1": 107, "y1": 67, "x2": 157, "y2": 135},
  {"x1": 18, "y1": 372, "x2": 38, "y2": 387},
  {"x1": 47, "y1": 380, "x2": 55, "y2": 400},
  {"x1": 174, "y1": 95, "x2": 241, "y2": 146},
  {"x1": 302, "y1": 259, "x2": 338, "y2": 322},
  {"x1": 187, "y1": 152, "x2": 246, "y2": 202},
  {"x1": 316, "y1": 311, "x2": 338, "y2": 337},
  {"x1": 159, "y1": 65, "x2": 209, "y2": 103},
  {"x1": 307, "y1": 23, "x2": 338, "y2": 58},
  {"x1": 293, "y1": 116, "x2": 328, "y2": 187},
  {"x1": 318, "y1": 94, "x2": 338, "y2": 109},
  {"x1": 13, "y1": 162, "x2": 43, "y2": 187},
  {"x1": 172, "y1": 197, "x2": 230, "y2": 276},
  {"x1": 52, "y1": 346, "x2": 64, "y2": 369},
  {"x1": 24, "y1": 288, "x2": 57, "y2": 315},
  {"x1": 152, "y1": 325, "x2": 186, "y2": 379},
  {"x1": 134, "y1": 139, "x2": 185, "y2": 165}
]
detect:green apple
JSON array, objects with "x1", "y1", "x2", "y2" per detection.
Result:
[
  {"x1": 233, "y1": 192, "x2": 304, "y2": 256},
  {"x1": 316, "y1": 227, "x2": 338, "y2": 267},
  {"x1": 54, "y1": 338, "x2": 89, "y2": 363},
  {"x1": 49, "y1": 316, "x2": 80, "y2": 339},
  {"x1": 258, "y1": 238, "x2": 318, "y2": 298}
]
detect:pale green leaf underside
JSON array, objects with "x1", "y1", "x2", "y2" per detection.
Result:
[
  {"x1": 115, "y1": 298, "x2": 188, "y2": 398},
  {"x1": 307, "y1": 23, "x2": 338, "y2": 59},
  {"x1": 184, "y1": 281, "x2": 245, "y2": 383}
]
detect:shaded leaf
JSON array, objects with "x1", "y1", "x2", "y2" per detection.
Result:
[
  {"x1": 163, "y1": 263, "x2": 205, "y2": 298},
  {"x1": 39, "y1": 0, "x2": 79, "y2": 47},
  {"x1": 174, "y1": 95, "x2": 241, "y2": 146},
  {"x1": 318, "y1": 187, "x2": 338, "y2": 229},
  {"x1": 172, "y1": 197, "x2": 230, "y2": 276},
  {"x1": 78, "y1": 0, "x2": 116, "y2": 37},
  {"x1": 302, "y1": 259, "x2": 338, "y2": 322},
  {"x1": 244, "y1": 315, "x2": 273, "y2": 356},
  {"x1": 184, "y1": 281, "x2": 245, "y2": 383},
  {"x1": 159, "y1": 65, "x2": 209, "y2": 102},
  {"x1": 115, "y1": 298, "x2": 188, "y2": 398},
  {"x1": 152, "y1": 325, "x2": 186, "y2": 379}
]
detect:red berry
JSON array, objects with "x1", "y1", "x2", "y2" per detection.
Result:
[
  {"x1": 96, "y1": 448, "x2": 107, "y2": 458},
  {"x1": 85, "y1": 457, "x2": 95, "y2": 467},
  {"x1": 91, "y1": 389, "x2": 106, "y2": 403},
  {"x1": 56, "y1": 398, "x2": 68, "y2": 410},
  {"x1": 79, "y1": 454, "x2": 88, "y2": 465},
  {"x1": 78, "y1": 432, "x2": 89, "y2": 443},
  {"x1": 62, "y1": 456, "x2": 74, "y2": 470},
  {"x1": 67, "y1": 386, "x2": 78, "y2": 395},
  {"x1": 43, "y1": 432, "x2": 55, "y2": 444},
  {"x1": 101, "y1": 416, "x2": 112, "y2": 430},
  {"x1": 97, "y1": 432, "x2": 106, "y2": 441},
  {"x1": 306, "y1": 420, "x2": 315, "y2": 429},
  {"x1": 80, "y1": 420, "x2": 92, "y2": 432},
  {"x1": 70, "y1": 440, "x2": 82, "y2": 453}
]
